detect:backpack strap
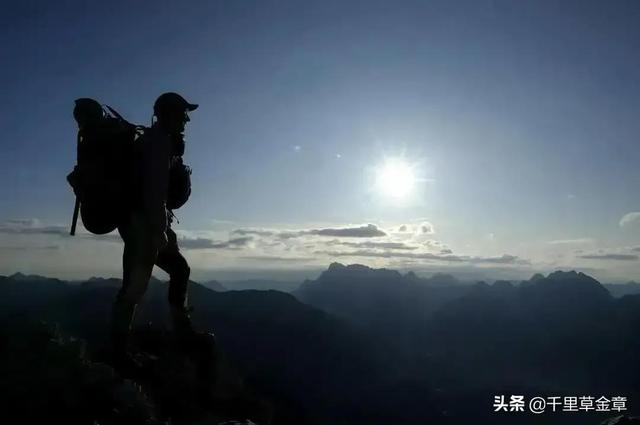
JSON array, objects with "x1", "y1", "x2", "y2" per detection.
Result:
[{"x1": 104, "y1": 104, "x2": 135, "y2": 127}]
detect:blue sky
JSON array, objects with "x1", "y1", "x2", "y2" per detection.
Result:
[{"x1": 2, "y1": 0, "x2": 640, "y2": 282}]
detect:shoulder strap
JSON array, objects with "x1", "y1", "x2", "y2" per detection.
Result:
[{"x1": 103, "y1": 104, "x2": 125, "y2": 121}]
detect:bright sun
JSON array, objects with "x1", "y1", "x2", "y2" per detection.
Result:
[{"x1": 375, "y1": 158, "x2": 416, "y2": 199}]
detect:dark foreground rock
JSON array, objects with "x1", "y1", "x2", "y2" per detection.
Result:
[
  {"x1": 0, "y1": 319, "x2": 271, "y2": 425},
  {"x1": 600, "y1": 415, "x2": 640, "y2": 425}
]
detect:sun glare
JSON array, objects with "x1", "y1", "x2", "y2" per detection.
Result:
[{"x1": 375, "y1": 158, "x2": 416, "y2": 200}]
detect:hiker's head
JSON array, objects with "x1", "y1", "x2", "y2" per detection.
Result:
[{"x1": 153, "y1": 92, "x2": 198, "y2": 134}]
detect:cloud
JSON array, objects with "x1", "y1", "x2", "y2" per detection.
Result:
[
  {"x1": 178, "y1": 238, "x2": 218, "y2": 249},
  {"x1": 308, "y1": 224, "x2": 386, "y2": 237},
  {"x1": 232, "y1": 229, "x2": 276, "y2": 237},
  {"x1": 315, "y1": 249, "x2": 527, "y2": 265},
  {"x1": 0, "y1": 218, "x2": 256, "y2": 252},
  {"x1": 232, "y1": 224, "x2": 387, "y2": 239},
  {"x1": 179, "y1": 236, "x2": 252, "y2": 250},
  {"x1": 325, "y1": 240, "x2": 418, "y2": 250},
  {"x1": 547, "y1": 238, "x2": 595, "y2": 245},
  {"x1": 393, "y1": 222, "x2": 435, "y2": 235},
  {"x1": 620, "y1": 212, "x2": 640, "y2": 227},
  {"x1": 578, "y1": 254, "x2": 638, "y2": 261},
  {"x1": 418, "y1": 222, "x2": 434, "y2": 235},
  {"x1": 423, "y1": 240, "x2": 447, "y2": 250},
  {"x1": 631, "y1": 246, "x2": 640, "y2": 252},
  {"x1": 0, "y1": 219, "x2": 68, "y2": 236},
  {"x1": 240, "y1": 255, "x2": 316, "y2": 262},
  {"x1": 317, "y1": 249, "x2": 463, "y2": 262},
  {"x1": 471, "y1": 254, "x2": 522, "y2": 264},
  {"x1": 3, "y1": 219, "x2": 41, "y2": 227}
]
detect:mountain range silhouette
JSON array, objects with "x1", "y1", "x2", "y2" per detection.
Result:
[{"x1": 2, "y1": 264, "x2": 640, "y2": 424}]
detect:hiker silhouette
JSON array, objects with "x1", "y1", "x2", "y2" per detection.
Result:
[{"x1": 110, "y1": 92, "x2": 201, "y2": 373}]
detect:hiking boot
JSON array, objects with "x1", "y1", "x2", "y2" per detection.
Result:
[{"x1": 170, "y1": 305, "x2": 196, "y2": 337}]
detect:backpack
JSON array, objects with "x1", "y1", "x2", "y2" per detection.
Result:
[{"x1": 67, "y1": 98, "x2": 144, "y2": 235}]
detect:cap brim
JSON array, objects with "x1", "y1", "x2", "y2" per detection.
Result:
[{"x1": 186, "y1": 103, "x2": 198, "y2": 111}]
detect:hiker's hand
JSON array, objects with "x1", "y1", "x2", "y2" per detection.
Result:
[
  {"x1": 155, "y1": 231, "x2": 168, "y2": 251},
  {"x1": 167, "y1": 229, "x2": 178, "y2": 247}
]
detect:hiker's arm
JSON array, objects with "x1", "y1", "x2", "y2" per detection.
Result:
[{"x1": 142, "y1": 131, "x2": 170, "y2": 240}]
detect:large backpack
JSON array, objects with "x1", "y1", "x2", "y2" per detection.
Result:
[{"x1": 67, "y1": 98, "x2": 144, "y2": 235}]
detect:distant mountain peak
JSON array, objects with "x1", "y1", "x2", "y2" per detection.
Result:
[
  {"x1": 493, "y1": 280, "x2": 514, "y2": 289},
  {"x1": 88, "y1": 276, "x2": 105, "y2": 282},
  {"x1": 303, "y1": 264, "x2": 465, "y2": 292},
  {"x1": 327, "y1": 262, "x2": 346, "y2": 271},
  {"x1": 548, "y1": 270, "x2": 579, "y2": 279},
  {"x1": 528, "y1": 271, "x2": 597, "y2": 284},
  {"x1": 323, "y1": 263, "x2": 371, "y2": 277},
  {"x1": 529, "y1": 273, "x2": 545, "y2": 282},
  {"x1": 546, "y1": 270, "x2": 602, "y2": 286},
  {"x1": 521, "y1": 270, "x2": 610, "y2": 301},
  {"x1": 9, "y1": 272, "x2": 49, "y2": 281},
  {"x1": 405, "y1": 271, "x2": 418, "y2": 280},
  {"x1": 343, "y1": 263, "x2": 373, "y2": 272},
  {"x1": 320, "y1": 263, "x2": 403, "y2": 280}
]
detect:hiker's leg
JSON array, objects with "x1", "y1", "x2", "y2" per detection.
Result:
[
  {"x1": 112, "y1": 212, "x2": 157, "y2": 355},
  {"x1": 156, "y1": 229, "x2": 217, "y2": 397},
  {"x1": 155, "y1": 228, "x2": 192, "y2": 332}
]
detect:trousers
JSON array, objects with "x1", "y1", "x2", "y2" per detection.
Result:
[{"x1": 111, "y1": 210, "x2": 191, "y2": 347}]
